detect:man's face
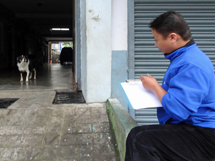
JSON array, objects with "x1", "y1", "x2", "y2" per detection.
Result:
[{"x1": 152, "y1": 29, "x2": 174, "y2": 54}]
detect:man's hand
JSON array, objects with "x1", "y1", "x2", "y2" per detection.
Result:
[
  {"x1": 140, "y1": 74, "x2": 159, "y2": 91},
  {"x1": 140, "y1": 75, "x2": 167, "y2": 102}
]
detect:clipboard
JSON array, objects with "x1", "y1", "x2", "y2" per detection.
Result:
[{"x1": 120, "y1": 80, "x2": 162, "y2": 110}]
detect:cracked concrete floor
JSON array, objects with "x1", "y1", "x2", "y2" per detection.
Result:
[{"x1": 0, "y1": 91, "x2": 120, "y2": 161}]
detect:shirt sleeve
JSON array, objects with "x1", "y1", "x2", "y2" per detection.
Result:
[{"x1": 161, "y1": 64, "x2": 210, "y2": 121}]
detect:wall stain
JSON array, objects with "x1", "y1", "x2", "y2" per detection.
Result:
[
  {"x1": 92, "y1": 15, "x2": 100, "y2": 21},
  {"x1": 88, "y1": 9, "x2": 100, "y2": 22}
]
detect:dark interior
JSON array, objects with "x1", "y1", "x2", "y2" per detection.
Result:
[{"x1": 0, "y1": 0, "x2": 74, "y2": 69}]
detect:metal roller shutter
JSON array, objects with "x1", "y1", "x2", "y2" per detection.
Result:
[{"x1": 134, "y1": 0, "x2": 215, "y2": 126}]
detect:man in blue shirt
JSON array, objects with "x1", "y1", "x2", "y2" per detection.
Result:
[{"x1": 125, "y1": 11, "x2": 215, "y2": 161}]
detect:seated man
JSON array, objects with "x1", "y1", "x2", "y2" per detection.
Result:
[{"x1": 125, "y1": 11, "x2": 215, "y2": 161}]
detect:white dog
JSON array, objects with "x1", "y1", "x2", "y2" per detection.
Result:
[{"x1": 17, "y1": 55, "x2": 37, "y2": 82}]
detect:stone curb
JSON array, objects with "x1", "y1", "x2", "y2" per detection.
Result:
[{"x1": 107, "y1": 98, "x2": 138, "y2": 161}]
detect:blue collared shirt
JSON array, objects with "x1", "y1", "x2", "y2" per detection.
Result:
[{"x1": 158, "y1": 43, "x2": 215, "y2": 128}]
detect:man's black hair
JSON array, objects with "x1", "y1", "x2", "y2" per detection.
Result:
[{"x1": 149, "y1": 11, "x2": 192, "y2": 41}]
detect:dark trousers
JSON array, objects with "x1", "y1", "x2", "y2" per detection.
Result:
[{"x1": 125, "y1": 123, "x2": 215, "y2": 161}]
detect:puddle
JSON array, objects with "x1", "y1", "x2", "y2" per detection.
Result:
[
  {"x1": 0, "y1": 98, "x2": 19, "y2": 109},
  {"x1": 53, "y1": 92, "x2": 85, "y2": 104}
]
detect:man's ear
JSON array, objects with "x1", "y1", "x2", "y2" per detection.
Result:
[{"x1": 169, "y1": 33, "x2": 178, "y2": 42}]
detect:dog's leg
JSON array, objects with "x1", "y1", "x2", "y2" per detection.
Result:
[
  {"x1": 26, "y1": 70, "x2": 29, "y2": 82},
  {"x1": 29, "y1": 72, "x2": 32, "y2": 79},
  {"x1": 20, "y1": 73, "x2": 23, "y2": 82},
  {"x1": 33, "y1": 69, "x2": 36, "y2": 80}
]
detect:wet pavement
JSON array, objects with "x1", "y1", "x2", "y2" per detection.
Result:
[
  {"x1": 0, "y1": 64, "x2": 75, "y2": 92},
  {"x1": 0, "y1": 64, "x2": 120, "y2": 161}
]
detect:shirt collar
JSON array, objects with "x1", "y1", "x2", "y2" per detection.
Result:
[
  {"x1": 164, "y1": 39, "x2": 196, "y2": 61},
  {"x1": 164, "y1": 39, "x2": 195, "y2": 56}
]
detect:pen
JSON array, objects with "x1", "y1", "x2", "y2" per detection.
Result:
[{"x1": 126, "y1": 79, "x2": 141, "y2": 83}]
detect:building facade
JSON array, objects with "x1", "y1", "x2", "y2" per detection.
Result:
[{"x1": 74, "y1": 0, "x2": 215, "y2": 124}]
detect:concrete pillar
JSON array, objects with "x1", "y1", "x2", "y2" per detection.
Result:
[
  {"x1": 84, "y1": 0, "x2": 112, "y2": 102},
  {"x1": 111, "y1": 0, "x2": 128, "y2": 110},
  {"x1": 112, "y1": 0, "x2": 127, "y2": 51}
]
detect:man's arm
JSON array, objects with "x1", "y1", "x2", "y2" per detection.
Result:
[{"x1": 140, "y1": 75, "x2": 167, "y2": 102}]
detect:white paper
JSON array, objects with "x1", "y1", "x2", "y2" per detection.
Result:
[{"x1": 121, "y1": 82, "x2": 162, "y2": 109}]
